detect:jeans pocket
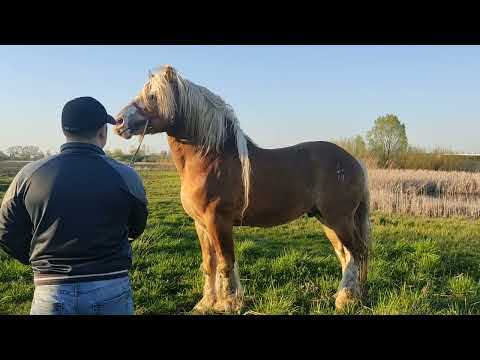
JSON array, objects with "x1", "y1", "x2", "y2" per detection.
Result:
[
  {"x1": 92, "y1": 288, "x2": 133, "y2": 315},
  {"x1": 30, "y1": 299, "x2": 64, "y2": 315}
]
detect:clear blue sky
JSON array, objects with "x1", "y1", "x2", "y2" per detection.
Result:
[{"x1": 1, "y1": 45, "x2": 479, "y2": 154}]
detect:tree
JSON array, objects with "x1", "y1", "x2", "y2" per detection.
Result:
[
  {"x1": 112, "y1": 148, "x2": 125, "y2": 159},
  {"x1": 351, "y1": 135, "x2": 367, "y2": 157},
  {"x1": 367, "y1": 114, "x2": 408, "y2": 167},
  {"x1": 6, "y1": 146, "x2": 24, "y2": 160},
  {"x1": 105, "y1": 148, "x2": 129, "y2": 162},
  {"x1": 23, "y1": 146, "x2": 44, "y2": 160},
  {"x1": 6, "y1": 146, "x2": 44, "y2": 161},
  {"x1": 0, "y1": 151, "x2": 8, "y2": 161},
  {"x1": 128, "y1": 145, "x2": 147, "y2": 162},
  {"x1": 334, "y1": 135, "x2": 367, "y2": 159}
]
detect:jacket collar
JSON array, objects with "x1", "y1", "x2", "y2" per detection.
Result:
[{"x1": 60, "y1": 142, "x2": 105, "y2": 155}]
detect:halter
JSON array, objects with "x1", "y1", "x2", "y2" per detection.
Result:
[
  {"x1": 128, "y1": 102, "x2": 154, "y2": 167},
  {"x1": 128, "y1": 101, "x2": 175, "y2": 168}
]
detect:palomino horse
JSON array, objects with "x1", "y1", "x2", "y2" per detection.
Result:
[{"x1": 114, "y1": 65, "x2": 371, "y2": 313}]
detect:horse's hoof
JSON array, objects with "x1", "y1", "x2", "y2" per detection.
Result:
[
  {"x1": 212, "y1": 296, "x2": 243, "y2": 314},
  {"x1": 335, "y1": 287, "x2": 360, "y2": 311},
  {"x1": 192, "y1": 296, "x2": 216, "y2": 314}
]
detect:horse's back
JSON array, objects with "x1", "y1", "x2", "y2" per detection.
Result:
[{"x1": 252, "y1": 140, "x2": 363, "y2": 177}]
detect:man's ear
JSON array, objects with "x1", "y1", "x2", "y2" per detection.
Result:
[{"x1": 98, "y1": 124, "x2": 108, "y2": 139}]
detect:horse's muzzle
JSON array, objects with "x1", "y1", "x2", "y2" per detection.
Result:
[{"x1": 113, "y1": 123, "x2": 133, "y2": 139}]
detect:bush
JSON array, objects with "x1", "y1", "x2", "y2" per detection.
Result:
[
  {"x1": 396, "y1": 147, "x2": 479, "y2": 172},
  {"x1": 334, "y1": 138, "x2": 480, "y2": 173}
]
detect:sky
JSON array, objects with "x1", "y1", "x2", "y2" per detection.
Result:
[{"x1": 0, "y1": 45, "x2": 479, "y2": 154}]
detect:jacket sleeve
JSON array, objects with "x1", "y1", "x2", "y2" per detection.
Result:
[
  {"x1": 105, "y1": 158, "x2": 149, "y2": 241},
  {"x1": 127, "y1": 171, "x2": 148, "y2": 240},
  {"x1": 128, "y1": 196, "x2": 148, "y2": 240},
  {"x1": 0, "y1": 173, "x2": 33, "y2": 264}
]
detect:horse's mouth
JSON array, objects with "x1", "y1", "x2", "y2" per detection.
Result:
[
  {"x1": 114, "y1": 126, "x2": 133, "y2": 140},
  {"x1": 115, "y1": 124, "x2": 154, "y2": 140}
]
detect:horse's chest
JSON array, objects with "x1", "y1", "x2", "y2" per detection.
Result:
[{"x1": 180, "y1": 187, "x2": 204, "y2": 223}]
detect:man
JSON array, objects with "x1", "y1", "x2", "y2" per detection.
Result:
[{"x1": 0, "y1": 97, "x2": 148, "y2": 315}]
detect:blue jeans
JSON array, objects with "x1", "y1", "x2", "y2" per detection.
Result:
[{"x1": 30, "y1": 276, "x2": 134, "y2": 315}]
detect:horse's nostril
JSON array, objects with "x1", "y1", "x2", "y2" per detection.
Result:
[{"x1": 116, "y1": 118, "x2": 124, "y2": 126}]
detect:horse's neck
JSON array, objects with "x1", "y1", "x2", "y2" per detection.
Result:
[
  {"x1": 165, "y1": 116, "x2": 256, "y2": 177},
  {"x1": 167, "y1": 135, "x2": 187, "y2": 176},
  {"x1": 166, "y1": 113, "x2": 217, "y2": 173},
  {"x1": 166, "y1": 135, "x2": 210, "y2": 177},
  {"x1": 166, "y1": 115, "x2": 194, "y2": 174}
]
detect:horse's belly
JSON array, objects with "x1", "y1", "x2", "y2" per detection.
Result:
[
  {"x1": 235, "y1": 185, "x2": 311, "y2": 227},
  {"x1": 236, "y1": 206, "x2": 306, "y2": 227}
]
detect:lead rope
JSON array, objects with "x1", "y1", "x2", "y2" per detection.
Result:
[{"x1": 129, "y1": 119, "x2": 150, "y2": 168}]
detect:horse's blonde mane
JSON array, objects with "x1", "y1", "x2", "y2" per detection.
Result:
[{"x1": 142, "y1": 65, "x2": 252, "y2": 218}]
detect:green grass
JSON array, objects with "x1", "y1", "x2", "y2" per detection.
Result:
[{"x1": 1, "y1": 171, "x2": 480, "y2": 315}]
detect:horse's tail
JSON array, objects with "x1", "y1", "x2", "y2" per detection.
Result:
[{"x1": 354, "y1": 159, "x2": 371, "y2": 290}]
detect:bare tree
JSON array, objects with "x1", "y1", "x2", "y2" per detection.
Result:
[{"x1": 6, "y1": 146, "x2": 44, "y2": 161}]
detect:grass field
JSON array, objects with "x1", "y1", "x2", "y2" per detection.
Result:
[
  {"x1": 1, "y1": 169, "x2": 480, "y2": 315},
  {"x1": 0, "y1": 161, "x2": 30, "y2": 178}
]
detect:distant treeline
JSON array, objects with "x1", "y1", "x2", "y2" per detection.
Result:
[
  {"x1": 104, "y1": 146, "x2": 171, "y2": 163},
  {"x1": 3, "y1": 142, "x2": 478, "y2": 172},
  {"x1": 0, "y1": 146, "x2": 47, "y2": 161},
  {"x1": 3, "y1": 113, "x2": 478, "y2": 172},
  {"x1": 0, "y1": 145, "x2": 172, "y2": 163},
  {"x1": 396, "y1": 148, "x2": 480, "y2": 172},
  {"x1": 333, "y1": 113, "x2": 480, "y2": 172},
  {"x1": 334, "y1": 137, "x2": 480, "y2": 172}
]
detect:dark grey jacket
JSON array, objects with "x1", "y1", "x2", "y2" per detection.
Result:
[{"x1": 0, "y1": 142, "x2": 148, "y2": 285}]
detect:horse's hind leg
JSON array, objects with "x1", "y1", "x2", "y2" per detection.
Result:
[
  {"x1": 322, "y1": 225, "x2": 347, "y2": 273},
  {"x1": 193, "y1": 221, "x2": 217, "y2": 314},
  {"x1": 322, "y1": 217, "x2": 366, "y2": 311}
]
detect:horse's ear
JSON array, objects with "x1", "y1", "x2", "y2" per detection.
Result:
[{"x1": 164, "y1": 64, "x2": 176, "y2": 81}]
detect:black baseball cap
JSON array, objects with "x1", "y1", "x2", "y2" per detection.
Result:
[{"x1": 62, "y1": 97, "x2": 116, "y2": 133}]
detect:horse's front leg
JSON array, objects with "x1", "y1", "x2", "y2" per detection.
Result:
[
  {"x1": 193, "y1": 221, "x2": 217, "y2": 314},
  {"x1": 207, "y1": 215, "x2": 244, "y2": 314}
]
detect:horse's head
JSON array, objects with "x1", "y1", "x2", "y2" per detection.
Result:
[{"x1": 114, "y1": 65, "x2": 177, "y2": 139}]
